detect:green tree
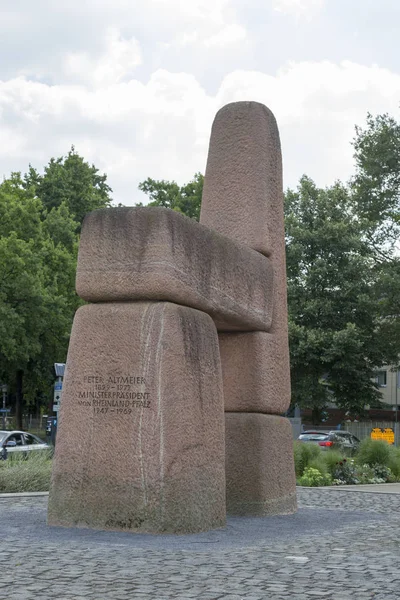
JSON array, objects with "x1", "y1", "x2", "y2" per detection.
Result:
[
  {"x1": 352, "y1": 110, "x2": 400, "y2": 377},
  {"x1": 373, "y1": 258, "x2": 400, "y2": 364},
  {"x1": 0, "y1": 174, "x2": 80, "y2": 427},
  {"x1": 285, "y1": 176, "x2": 397, "y2": 421},
  {"x1": 137, "y1": 172, "x2": 203, "y2": 220},
  {"x1": 24, "y1": 147, "x2": 112, "y2": 226},
  {"x1": 352, "y1": 112, "x2": 400, "y2": 251}
]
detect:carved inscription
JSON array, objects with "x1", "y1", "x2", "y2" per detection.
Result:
[{"x1": 77, "y1": 375, "x2": 151, "y2": 414}]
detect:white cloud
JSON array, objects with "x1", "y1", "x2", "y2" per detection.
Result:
[
  {"x1": 171, "y1": 23, "x2": 247, "y2": 48},
  {"x1": 0, "y1": 0, "x2": 399, "y2": 219},
  {"x1": 150, "y1": 0, "x2": 232, "y2": 23},
  {"x1": 2, "y1": 59, "x2": 399, "y2": 206},
  {"x1": 273, "y1": 0, "x2": 325, "y2": 18},
  {"x1": 64, "y1": 27, "x2": 142, "y2": 88},
  {"x1": 158, "y1": 0, "x2": 246, "y2": 51},
  {"x1": 203, "y1": 24, "x2": 247, "y2": 47},
  {"x1": 0, "y1": 0, "x2": 242, "y2": 85},
  {"x1": 216, "y1": 60, "x2": 400, "y2": 188}
]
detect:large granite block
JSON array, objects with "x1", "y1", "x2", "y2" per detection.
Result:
[
  {"x1": 219, "y1": 331, "x2": 290, "y2": 414},
  {"x1": 200, "y1": 101, "x2": 291, "y2": 414},
  {"x1": 225, "y1": 413, "x2": 297, "y2": 516},
  {"x1": 200, "y1": 101, "x2": 282, "y2": 256},
  {"x1": 48, "y1": 302, "x2": 226, "y2": 534},
  {"x1": 76, "y1": 206, "x2": 273, "y2": 332}
]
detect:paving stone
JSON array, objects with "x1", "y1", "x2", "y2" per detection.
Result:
[{"x1": 1, "y1": 488, "x2": 400, "y2": 599}]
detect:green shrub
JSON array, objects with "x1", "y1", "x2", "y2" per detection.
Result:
[
  {"x1": 298, "y1": 467, "x2": 332, "y2": 487},
  {"x1": 372, "y1": 464, "x2": 394, "y2": 482},
  {"x1": 388, "y1": 446, "x2": 400, "y2": 480},
  {"x1": 355, "y1": 464, "x2": 375, "y2": 484},
  {"x1": 294, "y1": 442, "x2": 322, "y2": 477},
  {"x1": 321, "y1": 450, "x2": 345, "y2": 476},
  {"x1": 332, "y1": 458, "x2": 359, "y2": 485},
  {"x1": 356, "y1": 463, "x2": 394, "y2": 484},
  {"x1": 355, "y1": 438, "x2": 391, "y2": 467},
  {"x1": 308, "y1": 457, "x2": 328, "y2": 475},
  {"x1": 0, "y1": 450, "x2": 52, "y2": 493}
]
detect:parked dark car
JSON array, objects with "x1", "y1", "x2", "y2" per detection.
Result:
[
  {"x1": 297, "y1": 430, "x2": 360, "y2": 455},
  {"x1": 334, "y1": 431, "x2": 361, "y2": 454}
]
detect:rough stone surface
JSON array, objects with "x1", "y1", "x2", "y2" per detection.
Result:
[
  {"x1": 200, "y1": 101, "x2": 291, "y2": 416},
  {"x1": 76, "y1": 206, "x2": 274, "y2": 332},
  {"x1": 200, "y1": 101, "x2": 282, "y2": 257},
  {"x1": 48, "y1": 301, "x2": 226, "y2": 534},
  {"x1": 219, "y1": 331, "x2": 290, "y2": 414},
  {"x1": 225, "y1": 413, "x2": 297, "y2": 516}
]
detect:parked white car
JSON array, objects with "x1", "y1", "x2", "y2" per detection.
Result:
[{"x1": 0, "y1": 430, "x2": 50, "y2": 456}]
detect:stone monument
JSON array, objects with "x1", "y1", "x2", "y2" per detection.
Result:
[{"x1": 48, "y1": 100, "x2": 297, "y2": 534}]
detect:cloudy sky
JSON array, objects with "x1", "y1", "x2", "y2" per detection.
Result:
[{"x1": 1, "y1": 0, "x2": 400, "y2": 205}]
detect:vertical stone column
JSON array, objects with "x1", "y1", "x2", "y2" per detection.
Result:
[
  {"x1": 48, "y1": 302, "x2": 226, "y2": 533},
  {"x1": 225, "y1": 414, "x2": 296, "y2": 515},
  {"x1": 200, "y1": 101, "x2": 296, "y2": 515}
]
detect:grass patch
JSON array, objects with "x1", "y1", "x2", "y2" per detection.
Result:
[
  {"x1": 388, "y1": 446, "x2": 400, "y2": 479},
  {"x1": 322, "y1": 450, "x2": 345, "y2": 477},
  {"x1": 294, "y1": 442, "x2": 322, "y2": 477},
  {"x1": 0, "y1": 450, "x2": 52, "y2": 493},
  {"x1": 308, "y1": 456, "x2": 329, "y2": 475},
  {"x1": 355, "y1": 438, "x2": 391, "y2": 467}
]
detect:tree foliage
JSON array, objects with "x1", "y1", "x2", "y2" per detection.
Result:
[
  {"x1": 24, "y1": 147, "x2": 112, "y2": 226},
  {"x1": 351, "y1": 111, "x2": 400, "y2": 398},
  {"x1": 352, "y1": 112, "x2": 400, "y2": 250},
  {"x1": 0, "y1": 150, "x2": 112, "y2": 426},
  {"x1": 285, "y1": 176, "x2": 398, "y2": 418},
  {"x1": 138, "y1": 172, "x2": 203, "y2": 221}
]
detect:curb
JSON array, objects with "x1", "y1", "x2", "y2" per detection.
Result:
[
  {"x1": 297, "y1": 485, "x2": 400, "y2": 495},
  {"x1": 0, "y1": 491, "x2": 49, "y2": 498}
]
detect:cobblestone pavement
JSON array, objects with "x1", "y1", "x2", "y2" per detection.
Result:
[{"x1": 1, "y1": 488, "x2": 400, "y2": 600}]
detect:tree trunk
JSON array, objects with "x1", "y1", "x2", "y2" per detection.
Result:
[{"x1": 15, "y1": 370, "x2": 24, "y2": 430}]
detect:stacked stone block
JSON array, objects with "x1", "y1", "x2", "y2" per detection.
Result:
[
  {"x1": 48, "y1": 301, "x2": 226, "y2": 534},
  {"x1": 75, "y1": 207, "x2": 274, "y2": 332},
  {"x1": 200, "y1": 101, "x2": 297, "y2": 515}
]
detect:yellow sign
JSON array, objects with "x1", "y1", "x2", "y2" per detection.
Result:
[
  {"x1": 382, "y1": 428, "x2": 395, "y2": 445},
  {"x1": 370, "y1": 427, "x2": 395, "y2": 444},
  {"x1": 371, "y1": 427, "x2": 383, "y2": 441}
]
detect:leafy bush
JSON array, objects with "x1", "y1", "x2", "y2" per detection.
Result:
[
  {"x1": 0, "y1": 450, "x2": 52, "y2": 493},
  {"x1": 298, "y1": 467, "x2": 332, "y2": 487},
  {"x1": 356, "y1": 463, "x2": 394, "y2": 484},
  {"x1": 294, "y1": 439, "x2": 400, "y2": 486},
  {"x1": 388, "y1": 446, "x2": 400, "y2": 480},
  {"x1": 372, "y1": 464, "x2": 392, "y2": 480},
  {"x1": 308, "y1": 457, "x2": 329, "y2": 475},
  {"x1": 332, "y1": 458, "x2": 359, "y2": 485},
  {"x1": 355, "y1": 439, "x2": 391, "y2": 467},
  {"x1": 294, "y1": 442, "x2": 322, "y2": 477},
  {"x1": 356, "y1": 464, "x2": 376, "y2": 484},
  {"x1": 321, "y1": 450, "x2": 345, "y2": 476}
]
